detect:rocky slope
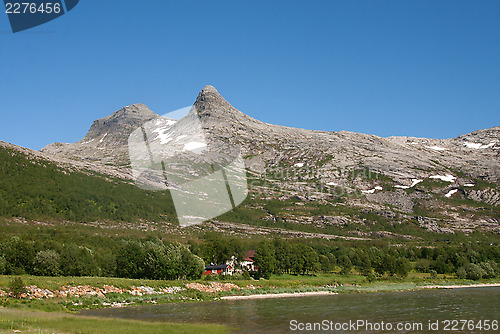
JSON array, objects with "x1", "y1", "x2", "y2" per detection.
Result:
[{"x1": 37, "y1": 86, "x2": 499, "y2": 236}]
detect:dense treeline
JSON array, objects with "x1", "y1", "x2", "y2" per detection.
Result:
[
  {"x1": 0, "y1": 231, "x2": 499, "y2": 281},
  {"x1": 0, "y1": 147, "x2": 176, "y2": 223},
  {"x1": 0, "y1": 236, "x2": 204, "y2": 280},
  {"x1": 251, "y1": 239, "x2": 500, "y2": 281},
  {"x1": 190, "y1": 235, "x2": 500, "y2": 281}
]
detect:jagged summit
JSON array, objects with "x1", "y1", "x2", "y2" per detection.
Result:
[
  {"x1": 200, "y1": 85, "x2": 219, "y2": 94},
  {"x1": 113, "y1": 103, "x2": 155, "y2": 116},
  {"x1": 195, "y1": 85, "x2": 225, "y2": 105},
  {"x1": 193, "y1": 85, "x2": 240, "y2": 118}
]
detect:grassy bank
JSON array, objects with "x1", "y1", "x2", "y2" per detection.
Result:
[
  {"x1": 0, "y1": 309, "x2": 228, "y2": 334},
  {"x1": 1, "y1": 273, "x2": 499, "y2": 333},
  {"x1": 1, "y1": 273, "x2": 499, "y2": 311}
]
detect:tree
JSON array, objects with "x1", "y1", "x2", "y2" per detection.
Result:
[
  {"x1": 339, "y1": 255, "x2": 352, "y2": 276},
  {"x1": 3, "y1": 237, "x2": 35, "y2": 274},
  {"x1": 273, "y1": 239, "x2": 292, "y2": 274},
  {"x1": 33, "y1": 250, "x2": 60, "y2": 276},
  {"x1": 143, "y1": 243, "x2": 171, "y2": 280},
  {"x1": 202, "y1": 234, "x2": 240, "y2": 265},
  {"x1": 479, "y1": 262, "x2": 497, "y2": 279},
  {"x1": 116, "y1": 241, "x2": 146, "y2": 278},
  {"x1": 415, "y1": 259, "x2": 431, "y2": 273},
  {"x1": 457, "y1": 263, "x2": 486, "y2": 281},
  {"x1": 356, "y1": 252, "x2": 372, "y2": 276},
  {"x1": 289, "y1": 244, "x2": 305, "y2": 275},
  {"x1": 319, "y1": 254, "x2": 335, "y2": 273},
  {"x1": 382, "y1": 255, "x2": 397, "y2": 276},
  {"x1": 164, "y1": 242, "x2": 204, "y2": 280},
  {"x1": 395, "y1": 258, "x2": 410, "y2": 278},
  {"x1": 300, "y1": 245, "x2": 319, "y2": 274},
  {"x1": 59, "y1": 244, "x2": 99, "y2": 277},
  {"x1": 179, "y1": 248, "x2": 205, "y2": 280},
  {"x1": 254, "y1": 241, "x2": 275, "y2": 279},
  {"x1": 0, "y1": 256, "x2": 6, "y2": 275}
]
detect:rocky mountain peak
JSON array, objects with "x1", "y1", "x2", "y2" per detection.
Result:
[
  {"x1": 105, "y1": 103, "x2": 157, "y2": 122},
  {"x1": 194, "y1": 85, "x2": 238, "y2": 117}
]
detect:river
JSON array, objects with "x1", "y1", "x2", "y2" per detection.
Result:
[{"x1": 80, "y1": 287, "x2": 499, "y2": 333}]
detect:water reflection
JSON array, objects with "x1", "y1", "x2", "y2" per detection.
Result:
[{"x1": 80, "y1": 287, "x2": 500, "y2": 333}]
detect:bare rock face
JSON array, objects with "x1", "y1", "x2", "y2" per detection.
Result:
[{"x1": 467, "y1": 188, "x2": 500, "y2": 206}]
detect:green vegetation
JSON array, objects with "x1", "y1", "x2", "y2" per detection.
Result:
[
  {"x1": 0, "y1": 146, "x2": 176, "y2": 223},
  {"x1": 0, "y1": 234, "x2": 204, "y2": 281},
  {"x1": 0, "y1": 216, "x2": 499, "y2": 283},
  {"x1": 0, "y1": 309, "x2": 228, "y2": 334},
  {"x1": 8, "y1": 277, "x2": 26, "y2": 298}
]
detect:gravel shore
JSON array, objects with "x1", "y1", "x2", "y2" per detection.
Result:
[{"x1": 219, "y1": 291, "x2": 337, "y2": 300}]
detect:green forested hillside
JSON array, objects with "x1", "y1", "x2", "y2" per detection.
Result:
[
  {"x1": 0, "y1": 144, "x2": 499, "y2": 282},
  {"x1": 0, "y1": 145, "x2": 176, "y2": 223}
]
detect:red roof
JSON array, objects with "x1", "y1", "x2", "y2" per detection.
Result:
[{"x1": 243, "y1": 250, "x2": 256, "y2": 262}]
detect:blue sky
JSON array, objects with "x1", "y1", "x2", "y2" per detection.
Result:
[{"x1": 1, "y1": 0, "x2": 499, "y2": 150}]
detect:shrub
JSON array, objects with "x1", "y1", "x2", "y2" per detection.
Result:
[
  {"x1": 202, "y1": 273, "x2": 219, "y2": 281},
  {"x1": 33, "y1": 250, "x2": 60, "y2": 276},
  {"x1": 9, "y1": 277, "x2": 27, "y2": 298},
  {"x1": 415, "y1": 259, "x2": 431, "y2": 273},
  {"x1": 429, "y1": 270, "x2": 438, "y2": 279},
  {"x1": 457, "y1": 263, "x2": 486, "y2": 281},
  {"x1": 365, "y1": 271, "x2": 377, "y2": 283},
  {"x1": 479, "y1": 262, "x2": 497, "y2": 279}
]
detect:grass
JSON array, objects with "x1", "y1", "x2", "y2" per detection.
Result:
[
  {"x1": 0, "y1": 275, "x2": 184, "y2": 291},
  {"x1": 0, "y1": 309, "x2": 228, "y2": 334}
]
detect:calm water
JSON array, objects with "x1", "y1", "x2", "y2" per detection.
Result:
[{"x1": 80, "y1": 287, "x2": 499, "y2": 333}]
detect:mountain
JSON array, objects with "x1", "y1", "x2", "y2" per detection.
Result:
[{"x1": 34, "y1": 86, "x2": 500, "y2": 237}]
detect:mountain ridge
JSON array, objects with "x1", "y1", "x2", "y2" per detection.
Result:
[
  {"x1": 40, "y1": 85, "x2": 499, "y2": 184},
  {"x1": 2, "y1": 85, "x2": 499, "y2": 237}
]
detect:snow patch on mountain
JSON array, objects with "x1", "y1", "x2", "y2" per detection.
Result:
[{"x1": 430, "y1": 174, "x2": 456, "y2": 182}]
